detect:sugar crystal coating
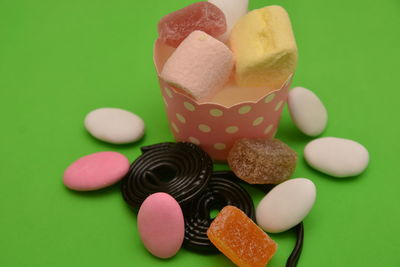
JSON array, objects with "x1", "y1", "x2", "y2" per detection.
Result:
[
  {"x1": 227, "y1": 138, "x2": 297, "y2": 184},
  {"x1": 158, "y1": 2, "x2": 227, "y2": 48},
  {"x1": 207, "y1": 206, "x2": 277, "y2": 267}
]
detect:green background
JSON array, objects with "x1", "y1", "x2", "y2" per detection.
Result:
[{"x1": 1, "y1": 0, "x2": 399, "y2": 266}]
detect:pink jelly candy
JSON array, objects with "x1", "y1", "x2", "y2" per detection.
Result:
[{"x1": 157, "y1": 2, "x2": 227, "y2": 48}]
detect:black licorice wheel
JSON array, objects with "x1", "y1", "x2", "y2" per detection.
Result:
[
  {"x1": 121, "y1": 141, "x2": 304, "y2": 265},
  {"x1": 121, "y1": 142, "x2": 213, "y2": 209},
  {"x1": 183, "y1": 170, "x2": 305, "y2": 267},
  {"x1": 183, "y1": 171, "x2": 256, "y2": 253}
]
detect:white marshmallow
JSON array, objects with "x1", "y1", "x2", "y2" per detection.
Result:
[{"x1": 208, "y1": 0, "x2": 248, "y2": 42}]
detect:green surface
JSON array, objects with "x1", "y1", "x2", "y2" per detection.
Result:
[{"x1": 1, "y1": 0, "x2": 399, "y2": 266}]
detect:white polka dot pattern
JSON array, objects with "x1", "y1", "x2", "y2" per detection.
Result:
[
  {"x1": 226, "y1": 126, "x2": 239, "y2": 134},
  {"x1": 272, "y1": 129, "x2": 278, "y2": 138},
  {"x1": 165, "y1": 87, "x2": 173, "y2": 98},
  {"x1": 264, "y1": 93, "x2": 276, "y2": 103},
  {"x1": 275, "y1": 100, "x2": 284, "y2": 111},
  {"x1": 198, "y1": 124, "x2": 211, "y2": 133},
  {"x1": 252, "y1": 117, "x2": 264, "y2": 126},
  {"x1": 176, "y1": 113, "x2": 186, "y2": 124},
  {"x1": 238, "y1": 105, "x2": 252, "y2": 114},
  {"x1": 209, "y1": 109, "x2": 223, "y2": 117},
  {"x1": 184, "y1": 101, "x2": 196, "y2": 112},
  {"x1": 158, "y1": 78, "x2": 291, "y2": 161},
  {"x1": 188, "y1": 136, "x2": 200, "y2": 145},
  {"x1": 171, "y1": 122, "x2": 179, "y2": 133},
  {"x1": 214, "y1": 143, "x2": 226, "y2": 150},
  {"x1": 163, "y1": 97, "x2": 168, "y2": 107},
  {"x1": 264, "y1": 124, "x2": 274, "y2": 135}
]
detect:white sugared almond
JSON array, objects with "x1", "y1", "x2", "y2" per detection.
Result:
[
  {"x1": 304, "y1": 137, "x2": 369, "y2": 177},
  {"x1": 84, "y1": 107, "x2": 145, "y2": 144},
  {"x1": 256, "y1": 178, "x2": 316, "y2": 233},
  {"x1": 288, "y1": 87, "x2": 327, "y2": 136}
]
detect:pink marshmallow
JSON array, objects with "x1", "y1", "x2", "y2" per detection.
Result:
[{"x1": 160, "y1": 30, "x2": 234, "y2": 102}]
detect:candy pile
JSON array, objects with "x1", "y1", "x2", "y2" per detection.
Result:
[
  {"x1": 61, "y1": 1, "x2": 370, "y2": 266},
  {"x1": 158, "y1": 1, "x2": 297, "y2": 103},
  {"x1": 183, "y1": 171, "x2": 256, "y2": 252},
  {"x1": 64, "y1": 139, "x2": 310, "y2": 266},
  {"x1": 63, "y1": 88, "x2": 369, "y2": 266},
  {"x1": 120, "y1": 142, "x2": 308, "y2": 265}
]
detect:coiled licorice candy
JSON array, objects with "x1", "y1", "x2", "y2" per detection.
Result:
[
  {"x1": 121, "y1": 142, "x2": 213, "y2": 209},
  {"x1": 183, "y1": 170, "x2": 304, "y2": 267}
]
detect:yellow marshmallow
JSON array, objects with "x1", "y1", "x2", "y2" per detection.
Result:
[{"x1": 230, "y1": 5, "x2": 297, "y2": 89}]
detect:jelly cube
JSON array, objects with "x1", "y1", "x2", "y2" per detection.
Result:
[
  {"x1": 228, "y1": 138, "x2": 297, "y2": 184},
  {"x1": 207, "y1": 206, "x2": 277, "y2": 267},
  {"x1": 158, "y1": 2, "x2": 227, "y2": 47}
]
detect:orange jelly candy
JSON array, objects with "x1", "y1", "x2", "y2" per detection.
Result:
[{"x1": 207, "y1": 206, "x2": 277, "y2": 267}]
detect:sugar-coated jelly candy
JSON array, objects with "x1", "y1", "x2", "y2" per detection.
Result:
[
  {"x1": 207, "y1": 206, "x2": 277, "y2": 267},
  {"x1": 158, "y1": 2, "x2": 227, "y2": 48},
  {"x1": 227, "y1": 138, "x2": 297, "y2": 184}
]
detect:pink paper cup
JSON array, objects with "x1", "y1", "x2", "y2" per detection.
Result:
[{"x1": 154, "y1": 39, "x2": 292, "y2": 162}]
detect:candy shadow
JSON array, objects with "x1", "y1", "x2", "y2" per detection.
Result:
[
  {"x1": 120, "y1": 197, "x2": 138, "y2": 221},
  {"x1": 63, "y1": 181, "x2": 122, "y2": 198},
  {"x1": 180, "y1": 250, "x2": 234, "y2": 267},
  {"x1": 82, "y1": 129, "x2": 147, "y2": 151},
  {"x1": 206, "y1": 254, "x2": 235, "y2": 267},
  {"x1": 302, "y1": 158, "x2": 367, "y2": 184},
  {"x1": 269, "y1": 227, "x2": 296, "y2": 242},
  {"x1": 268, "y1": 225, "x2": 303, "y2": 266},
  {"x1": 276, "y1": 118, "x2": 311, "y2": 145}
]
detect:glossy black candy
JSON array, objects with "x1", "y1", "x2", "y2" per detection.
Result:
[
  {"x1": 183, "y1": 171, "x2": 256, "y2": 253},
  {"x1": 286, "y1": 222, "x2": 304, "y2": 267},
  {"x1": 121, "y1": 142, "x2": 213, "y2": 209},
  {"x1": 183, "y1": 171, "x2": 304, "y2": 267},
  {"x1": 121, "y1": 142, "x2": 304, "y2": 266}
]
